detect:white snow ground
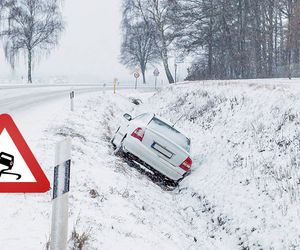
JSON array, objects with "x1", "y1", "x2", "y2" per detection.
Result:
[{"x1": 0, "y1": 79, "x2": 299, "y2": 249}]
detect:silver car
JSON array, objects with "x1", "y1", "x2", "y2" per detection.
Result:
[{"x1": 111, "y1": 113, "x2": 192, "y2": 183}]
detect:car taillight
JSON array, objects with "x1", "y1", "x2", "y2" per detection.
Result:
[
  {"x1": 179, "y1": 157, "x2": 192, "y2": 171},
  {"x1": 131, "y1": 127, "x2": 145, "y2": 141}
]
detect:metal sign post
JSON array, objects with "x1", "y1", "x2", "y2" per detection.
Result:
[
  {"x1": 50, "y1": 138, "x2": 71, "y2": 250},
  {"x1": 134, "y1": 72, "x2": 140, "y2": 89},
  {"x1": 153, "y1": 68, "x2": 160, "y2": 89},
  {"x1": 70, "y1": 91, "x2": 75, "y2": 111}
]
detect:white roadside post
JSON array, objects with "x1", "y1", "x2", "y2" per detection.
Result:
[
  {"x1": 70, "y1": 91, "x2": 75, "y2": 111},
  {"x1": 50, "y1": 138, "x2": 72, "y2": 250}
]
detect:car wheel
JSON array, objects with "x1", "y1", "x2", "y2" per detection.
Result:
[
  {"x1": 162, "y1": 176, "x2": 178, "y2": 188},
  {"x1": 149, "y1": 167, "x2": 179, "y2": 188}
]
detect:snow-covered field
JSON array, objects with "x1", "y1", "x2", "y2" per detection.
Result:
[{"x1": 0, "y1": 79, "x2": 300, "y2": 249}]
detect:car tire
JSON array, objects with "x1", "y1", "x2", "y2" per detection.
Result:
[{"x1": 165, "y1": 178, "x2": 179, "y2": 188}]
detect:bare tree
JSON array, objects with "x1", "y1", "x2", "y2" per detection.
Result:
[
  {"x1": 2, "y1": 0, "x2": 64, "y2": 83},
  {"x1": 0, "y1": 0, "x2": 7, "y2": 23},
  {"x1": 0, "y1": 0, "x2": 4, "y2": 11},
  {"x1": 281, "y1": 0, "x2": 300, "y2": 79},
  {"x1": 133, "y1": 0, "x2": 177, "y2": 84},
  {"x1": 173, "y1": 0, "x2": 300, "y2": 80},
  {"x1": 120, "y1": 21, "x2": 158, "y2": 84},
  {"x1": 121, "y1": 0, "x2": 157, "y2": 84}
]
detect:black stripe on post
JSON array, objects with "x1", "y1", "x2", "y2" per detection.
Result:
[{"x1": 52, "y1": 159, "x2": 71, "y2": 200}]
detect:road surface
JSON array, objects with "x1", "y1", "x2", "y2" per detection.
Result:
[{"x1": 0, "y1": 84, "x2": 153, "y2": 113}]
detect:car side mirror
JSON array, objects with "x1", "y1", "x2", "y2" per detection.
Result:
[{"x1": 123, "y1": 113, "x2": 132, "y2": 121}]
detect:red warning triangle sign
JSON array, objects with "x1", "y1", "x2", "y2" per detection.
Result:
[{"x1": 0, "y1": 114, "x2": 50, "y2": 193}]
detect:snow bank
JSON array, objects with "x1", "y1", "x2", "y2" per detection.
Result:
[
  {"x1": 2, "y1": 80, "x2": 300, "y2": 249},
  {"x1": 22, "y1": 89, "x2": 205, "y2": 250},
  {"x1": 139, "y1": 80, "x2": 300, "y2": 249}
]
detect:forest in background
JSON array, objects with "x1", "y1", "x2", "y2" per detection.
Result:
[{"x1": 120, "y1": 0, "x2": 300, "y2": 82}]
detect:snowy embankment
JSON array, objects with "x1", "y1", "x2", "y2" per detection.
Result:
[
  {"x1": 1, "y1": 80, "x2": 300, "y2": 249},
  {"x1": 2, "y1": 88, "x2": 202, "y2": 250},
  {"x1": 139, "y1": 80, "x2": 300, "y2": 249}
]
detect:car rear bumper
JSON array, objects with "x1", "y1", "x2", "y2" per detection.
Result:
[{"x1": 123, "y1": 137, "x2": 185, "y2": 181}]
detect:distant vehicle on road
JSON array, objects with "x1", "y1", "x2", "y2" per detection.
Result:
[{"x1": 111, "y1": 113, "x2": 192, "y2": 184}]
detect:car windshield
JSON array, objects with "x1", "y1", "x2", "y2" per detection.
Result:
[{"x1": 148, "y1": 117, "x2": 191, "y2": 152}]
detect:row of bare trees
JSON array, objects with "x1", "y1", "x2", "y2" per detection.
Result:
[
  {"x1": 121, "y1": 0, "x2": 300, "y2": 82},
  {"x1": 120, "y1": 0, "x2": 178, "y2": 84},
  {"x1": 0, "y1": 0, "x2": 64, "y2": 83},
  {"x1": 180, "y1": 0, "x2": 300, "y2": 80}
]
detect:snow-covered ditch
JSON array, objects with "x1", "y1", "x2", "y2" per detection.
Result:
[
  {"x1": 1, "y1": 80, "x2": 300, "y2": 249},
  {"x1": 1, "y1": 89, "x2": 206, "y2": 250},
  {"x1": 138, "y1": 81, "x2": 300, "y2": 249},
  {"x1": 41, "y1": 90, "x2": 212, "y2": 250}
]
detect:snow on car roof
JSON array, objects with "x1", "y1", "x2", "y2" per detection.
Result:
[
  {"x1": 135, "y1": 112, "x2": 190, "y2": 139},
  {"x1": 153, "y1": 114, "x2": 190, "y2": 139}
]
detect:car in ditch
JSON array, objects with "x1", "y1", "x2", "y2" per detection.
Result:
[{"x1": 111, "y1": 113, "x2": 192, "y2": 184}]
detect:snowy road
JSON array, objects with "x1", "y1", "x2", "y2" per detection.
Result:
[
  {"x1": 0, "y1": 86, "x2": 99, "y2": 113},
  {"x1": 0, "y1": 84, "x2": 154, "y2": 113}
]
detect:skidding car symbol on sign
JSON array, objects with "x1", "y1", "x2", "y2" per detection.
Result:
[
  {"x1": 0, "y1": 152, "x2": 21, "y2": 180},
  {"x1": 0, "y1": 113, "x2": 50, "y2": 193}
]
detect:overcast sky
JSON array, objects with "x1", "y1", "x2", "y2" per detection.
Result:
[
  {"x1": 0, "y1": 0, "x2": 133, "y2": 83},
  {"x1": 0, "y1": 0, "x2": 187, "y2": 84}
]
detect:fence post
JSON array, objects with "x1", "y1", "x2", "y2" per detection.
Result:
[
  {"x1": 70, "y1": 91, "x2": 74, "y2": 111},
  {"x1": 50, "y1": 138, "x2": 72, "y2": 250}
]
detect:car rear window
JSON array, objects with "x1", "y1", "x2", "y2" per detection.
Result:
[
  {"x1": 148, "y1": 117, "x2": 191, "y2": 152},
  {"x1": 134, "y1": 113, "x2": 153, "y2": 123}
]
